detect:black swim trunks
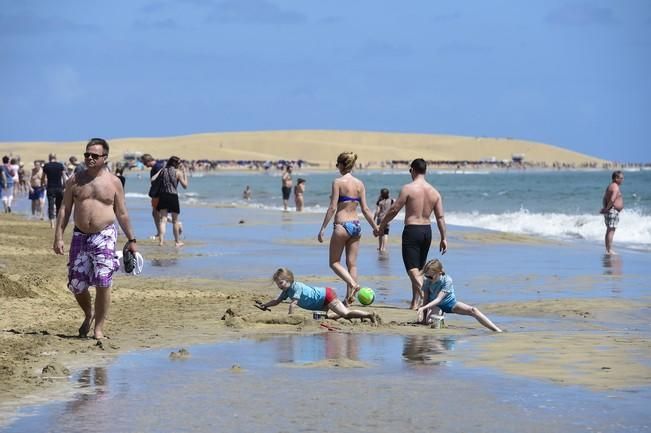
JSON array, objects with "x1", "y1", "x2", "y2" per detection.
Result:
[
  {"x1": 402, "y1": 224, "x2": 432, "y2": 271},
  {"x1": 282, "y1": 186, "x2": 292, "y2": 200}
]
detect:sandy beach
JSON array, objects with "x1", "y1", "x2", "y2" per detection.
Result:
[{"x1": 2, "y1": 210, "x2": 650, "y2": 418}]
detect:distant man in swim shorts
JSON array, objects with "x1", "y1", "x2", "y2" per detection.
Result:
[
  {"x1": 600, "y1": 170, "x2": 624, "y2": 255},
  {"x1": 281, "y1": 165, "x2": 293, "y2": 211},
  {"x1": 53, "y1": 138, "x2": 138, "y2": 340},
  {"x1": 29, "y1": 160, "x2": 45, "y2": 219},
  {"x1": 42, "y1": 153, "x2": 67, "y2": 228},
  {"x1": 375, "y1": 158, "x2": 447, "y2": 310}
]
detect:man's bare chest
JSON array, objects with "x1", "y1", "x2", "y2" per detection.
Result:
[{"x1": 74, "y1": 180, "x2": 114, "y2": 205}]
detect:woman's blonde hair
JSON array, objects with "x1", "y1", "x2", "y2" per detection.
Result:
[
  {"x1": 272, "y1": 267, "x2": 295, "y2": 285},
  {"x1": 422, "y1": 259, "x2": 445, "y2": 276},
  {"x1": 336, "y1": 152, "x2": 357, "y2": 173}
]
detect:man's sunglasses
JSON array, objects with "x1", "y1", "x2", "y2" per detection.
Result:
[{"x1": 84, "y1": 152, "x2": 107, "y2": 160}]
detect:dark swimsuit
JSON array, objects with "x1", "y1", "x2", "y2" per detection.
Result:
[{"x1": 402, "y1": 224, "x2": 432, "y2": 271}]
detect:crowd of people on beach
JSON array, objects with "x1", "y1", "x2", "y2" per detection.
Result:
[
  {"x1": 134, "y1": 157, "x2": 650, "y2": 173},
  {"x1": 1, "y1": 140, "x2": 627, "y2": 340}
]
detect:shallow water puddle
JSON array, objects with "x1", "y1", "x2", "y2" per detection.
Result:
[{"x1": 2, "y1": 334, "x2": 649, "y2": 433}]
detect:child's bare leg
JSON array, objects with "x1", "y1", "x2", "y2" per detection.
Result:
[
  {"x1": 452, "y1": 302, "x2": 502, "y2": 332},
  {"x1": 328, "y1": 300, "x2": 380, "y2": 324}
]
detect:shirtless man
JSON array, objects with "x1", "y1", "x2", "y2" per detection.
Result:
[
  {"x1": 375, "y1": 158, "x2": 447, "y2": 309},
  {"x1": 281, "y1": 165, "x2": 293, "y2": 211},
  {"x1": 29, "y1": 160, "x2": 45, "y2": 219},
  {"x1": 600, "y1": 171, "x2": 624, "y2": 255},
  {"x1": 53, "y1": 138, "x2": 137, "y2": 340}
]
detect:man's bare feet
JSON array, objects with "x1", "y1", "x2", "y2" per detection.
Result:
[
  {"x1": 93, "y1": 331, "x2": 109, "y2": 340},
  {"x1": 78, "y1": 316, "x2": 94, "y2": 338},
  {"x1": 175, "y1": 242, "x2": 184, "y2": 247}
]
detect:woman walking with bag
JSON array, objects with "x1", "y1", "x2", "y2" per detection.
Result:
[{"x1": 153, "y1": 156, "x2": 188, "y2": 247}]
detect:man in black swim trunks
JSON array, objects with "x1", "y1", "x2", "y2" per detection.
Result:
[
  {"x1": 375, "y1": 158, "x2": 447, "y2": 309},
  {"x1": 281, "y1": 165, "x2": 293, "y2": 211},
  {"x1": 42, "y1": 153, "x2": 68, "y2": 228}
]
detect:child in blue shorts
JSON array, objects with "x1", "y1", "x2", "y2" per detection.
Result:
[
  {"x1": 260, "y1": 267, "x2": 380, "y2": 324},
  {"x1": 417, "y1": 259, "x2": 502, "y2": 332}
]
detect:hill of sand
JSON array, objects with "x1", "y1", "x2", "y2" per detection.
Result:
[{"x1": 0, "y1": 130, "x2": 605, "y2": 166}]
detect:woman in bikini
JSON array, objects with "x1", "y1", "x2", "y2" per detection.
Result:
[{"x1": 318, "y1": 152, "x2": 378, "y2": 305}]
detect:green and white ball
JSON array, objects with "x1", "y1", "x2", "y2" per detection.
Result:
[{"x1": 357, "y1": 287, "x2": 375, "y2": 306}]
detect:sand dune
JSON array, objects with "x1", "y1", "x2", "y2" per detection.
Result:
[{"x1": 0, "y1": 130, "x2": 605, "y2": 166}]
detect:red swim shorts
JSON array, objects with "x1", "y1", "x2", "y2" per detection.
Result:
[{"x1": 324, "y1": 287, "x2": 337, "y2": 305}]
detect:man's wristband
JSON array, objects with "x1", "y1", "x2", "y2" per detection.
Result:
[{"x1": 128, "y1": 238, "x2": 137, "y2": 243}]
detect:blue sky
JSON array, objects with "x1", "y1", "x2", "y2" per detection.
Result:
[{"x1": 1, "y1": 0, "x2": 649, "y2": 162}]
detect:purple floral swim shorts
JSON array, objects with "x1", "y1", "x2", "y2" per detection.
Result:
[{"x1": 67, "y1": 224, "x2": 120, "y2": 294}]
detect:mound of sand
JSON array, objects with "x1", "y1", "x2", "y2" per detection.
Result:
[
  {"x1": 0, "y1": 273, "x2": 35, "y2": 298},
  {"x1": 0, "y1": 130, "x2": 605, "y2": 166}
]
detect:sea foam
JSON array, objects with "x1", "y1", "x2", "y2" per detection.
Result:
[{"x1": 448, "y1": 209, "x2": 651, "y2": 248}]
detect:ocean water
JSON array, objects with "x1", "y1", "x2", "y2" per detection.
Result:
[
  {"x1": 125, "y1": 168, "x2": 651, "y2": 250},
  {"x1": 119, "y1": 204, "x2": 651, "y2": 310},
  {"x1": 116, "y1": 168, "x2": 651, "y2": 308}
]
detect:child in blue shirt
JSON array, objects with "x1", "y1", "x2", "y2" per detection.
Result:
[
  {"x1": 260, "y1": 267, "x2": 380, "y2": 324},
  {"x1": 418, "y1": 259, "x2": 502, "y2": 332}
]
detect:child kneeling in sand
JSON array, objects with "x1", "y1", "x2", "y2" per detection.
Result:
[
  {"x1": 417, "y1": 259, "x2": 502, "y2": 332},
  {"x1": 260, "y1": 267, "x2": 380, "y2": 324}
]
